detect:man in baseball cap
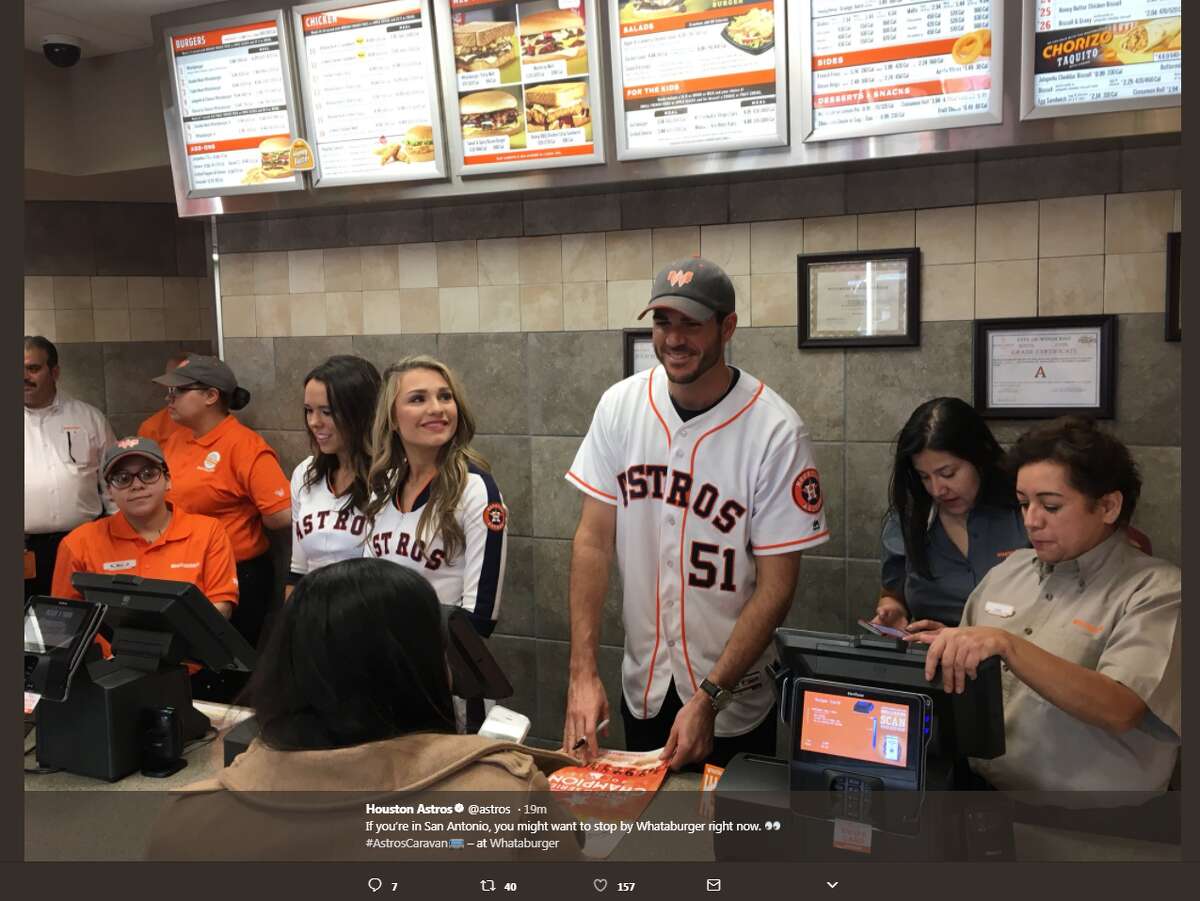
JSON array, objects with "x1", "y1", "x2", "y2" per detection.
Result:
[
  {"x1": 153, "y1": 353, "x2": 250, "y2": 411},
  {"x1": 638, "y1": 256, "x2": 736, "y2": 323}
]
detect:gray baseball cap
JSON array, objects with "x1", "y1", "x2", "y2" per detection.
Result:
[
  {"x1": 153, "y1": 353, "x2": 250, "y2": 410},
  {"x1": 102, "y1": 436, "x2": 166, "y2": 478},
  {"x1": 638, "y1": 257, "x2": 736, "y2": 322}
]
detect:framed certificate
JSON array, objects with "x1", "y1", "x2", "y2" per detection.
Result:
[
  {"x1": 798, "y1": 249, "x2": 920, "y2": 348},
  {"x1": 624, "y1": 329, "x2": 657, "y2": 377},
  {"x1": 973, "y1": 315, "x2": 1117, "y2": 419},
  {"x1": 1166, "y1": 232, "x2": 1181, "y2": 342}
]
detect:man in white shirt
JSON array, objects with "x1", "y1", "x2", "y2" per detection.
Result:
[{"x1": 24, "y1": 336, "x2": 115, "y2": 599}]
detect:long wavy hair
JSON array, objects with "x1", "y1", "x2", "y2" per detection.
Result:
[
  {"x1": 301, "y1": 355, "x2": 382, "y2": 514},
  {"x1": 364, "y1": 356, "x2": 489, "y2": 562}
]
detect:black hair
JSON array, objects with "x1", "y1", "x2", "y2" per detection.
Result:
[
  {"x1": 24, "y1": 335, "x2": 59, "y2": 369},
  {"x1": 302, "y1": 355, "x2": 382, "y2": 514},
  {"x1": 1007, "y1": 416, "x2": 1141, "y2": 526},
  {"x1": 887, "y1": 397, "x2": 1015, "y2": 580},
  {"x1": 246, "y1": 558, "x2": 455, "y2": 750}
]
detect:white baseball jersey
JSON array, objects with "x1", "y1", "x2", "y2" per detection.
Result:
[
  {"x1": 363, "y1": 464, "x2": 507, "y2": 638},
  {"x1": 289, "y1": 457, "x2": 370, "y2": 582},
  {"x1": 567, "y1": 366, "x2": 829, "y2": 736}
]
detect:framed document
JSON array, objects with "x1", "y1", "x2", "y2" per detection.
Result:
[
  {"x1": 798, "y1": 249, "x2": 920, "y2": 348},
  {"x1": 1166, "y1": 232, "x2": 1181, "y2": 342},
  {"x1": 973, "y1": 316, "x2": 1117, "y2": 419},
  {"x1": 624, "y1": 329, "x2": 656, "y2": 377}
]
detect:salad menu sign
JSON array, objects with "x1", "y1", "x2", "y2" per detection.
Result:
[
  {"x1": 165, "y1": 12, "x2": 304, "y2": 196},
  {"x1": 1021, "y1": 1, "x2": 1181, "y2": 119},
  {"x1": 293, "y1": 1, "x2": 446, "y2": 185},
  {"x1": 609, "y1": 1, "x2": 789, "y2": 160},
  {"x1": 804, "y1": 0, "x2": 1004, "y2": 142}
]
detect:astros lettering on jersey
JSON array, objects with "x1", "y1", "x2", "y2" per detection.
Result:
[{"x1": 567, "y1": 366, "x2": 828, "y2": 736}]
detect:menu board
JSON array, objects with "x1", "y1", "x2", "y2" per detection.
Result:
[
  {"x1": 166, "y1": 13, "x2": 304, "y2": 196},
  {"x1": 1022, "y1": 1, "x2": 1181, "y2": 118},
  {"x1": 435, "y1": 0, "x2": 605, "y2": 174},
  {"x1": 609, "y1": 1, "x2": 788, "y2": 160},
  {"x1": 294, "y1": 1, "x2": 446, "y2": 185},
  {"x1": 805, "y1": 0, "x2": 1003, "y2": 142}
]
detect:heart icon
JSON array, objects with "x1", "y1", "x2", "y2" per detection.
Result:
[{"x1": 593, "y1": 879, "x2": 608, "y2": 892}]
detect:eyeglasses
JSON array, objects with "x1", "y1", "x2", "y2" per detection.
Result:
[
  {"x1": 165, "y1": 384, "x2": 208, "y2": 399},
  {"x1": 107, "y1": 465, "x2": 165, "y2": 489}
]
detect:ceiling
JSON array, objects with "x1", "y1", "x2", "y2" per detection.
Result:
[{"x1": 25, "y1": 0, "x2": 208, "y2": 57}]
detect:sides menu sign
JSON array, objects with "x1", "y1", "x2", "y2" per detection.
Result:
[
  {"x1": 609, "y1": 1, "x2": 788, "y2": 160},
  {"x1": 166, "y1": 13, "x2": 303, "y2": 196},
  {"x1": 805, "y1": 0, "x2": 1003, "y2": 142}
]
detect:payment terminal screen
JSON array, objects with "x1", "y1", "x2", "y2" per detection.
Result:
[
  {"x1": 799, "y1": 690, "x2": 910, "y2": 768},
  {"x1": 23, "y1": 604, "x2": 85, "y2": 654}
]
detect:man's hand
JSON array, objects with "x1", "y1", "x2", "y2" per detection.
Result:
[
  {"x1": 661, "y1": 693, "x2": 716, "y2": 771},
  {"x1": 562, "y1": 671, "x2": 609, "y2": 762},
  {"x1": 872, "y1": 596, "x2": 909, "y2": 630},
  {"x1": 911, "y1": 626, "x2": 1012, "y2": 693},
  {"x1": 902, "y1": 618, "x2": 947, "y2": 639}
]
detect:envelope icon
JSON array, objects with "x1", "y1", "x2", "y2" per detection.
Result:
[{"x1": 706, "y1": 878, "x2": 722, "y2": 892}]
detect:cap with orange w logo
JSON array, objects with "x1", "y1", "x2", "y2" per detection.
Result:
[{"x1": 640, "y1": 256, "x2": 736, "y2": 322}]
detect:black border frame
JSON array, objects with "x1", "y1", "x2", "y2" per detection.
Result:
[
  {"x1": 623, "y1": 328, "x2": 653, "y2": 378},
  {"x1": 1166, "y1": 231, "x2": 1181, "y2": 342},
  {"x1": 972, "y1": 314, "x2": 1117, "y2": 420},
  {"x1": 797, "y1": 247, "x2": 921, "y2": 349}
]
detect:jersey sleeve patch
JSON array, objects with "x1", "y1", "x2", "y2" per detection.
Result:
[
  {"x1": 792, "y1": 468, "x2": 823, "y2": 514},
  {"x1": 482, "y1": 502, "x2": 507, "y2": 532}
]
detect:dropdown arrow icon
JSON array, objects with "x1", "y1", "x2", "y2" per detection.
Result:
[{"x1": 826, "y1": 882, "x2": 838, "y2": 888}]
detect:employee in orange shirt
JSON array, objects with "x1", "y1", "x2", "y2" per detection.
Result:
[
  {"x1": 51, "y1": 436, "x2": 238, "y2": 617},
  {"x1": 138, "y1": 352, "x2": 190, "y2": 446},
  {"x1": 153, "y1": 354, "x2": 290, "y2": 663}
]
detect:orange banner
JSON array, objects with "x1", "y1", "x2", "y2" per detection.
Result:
[
  {"x1": 173, "y1": 20, "x2": 276, "y2": 54},
  {"x1": 186, "y1": 134, "x2": 289, "y2": 156},
  {"x1": 463, "y1": 142, "x2": 594, "y2": 166},
  {"x1": 302, "y1": 4, "x2": 418, "y2": 33},
  {"x1": 619, "y1": 2, "x2": 772, "y2": 37},
  {"x1": 814, "y1": 37, "x2": 958, "y2": 70},
  {"x1": 624, "y1": 67, "x2": 774, "y2": 101},
  {"x1": 813, "y1": 75, "x2": 991, "y2": 108}
]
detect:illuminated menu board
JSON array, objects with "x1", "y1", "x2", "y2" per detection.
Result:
[
  {"x1": 435, "y1": 0, "x2": 605, "y2": 174},
  {"x1": 609, "y1": 1, "x2": 788, "y2": 160},
  {"x1": 293, "y1": 0, "x2": 446, "y2": 185},
  {"x1": 804, "y1": 0, "x2": 1003, "y2": 142},
  {"x1": 165, "y1": 12, "x2": 304, "y2": 196},
  {"x1": 1021, "y1": 1, "x2": 1181, "y2": 119}
]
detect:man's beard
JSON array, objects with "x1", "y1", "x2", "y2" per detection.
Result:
[{"x1": 656, "y1": 341, "x2": 722, "y2": 385}]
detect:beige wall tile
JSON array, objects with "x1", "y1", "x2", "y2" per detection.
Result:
[
  {"x1": 323, "y1": 247, "x2": 363, "y2": 292},
  {"x1": 1106, "y1": 191, "x2": 1175, "y2": 255},
  {"x1": 326, "y1": 292, "x2": 364, "y2": 336},
  {"x1": 439, "y1": 287, "x2": 479, "y2": 333},
  {"x1": 479, "y1": 238, "x2": 519, "y2": 286},
  {"x1": 750, "y1": 273, "x2": 796, "y2": 326},
  {"x1": 53, "y1": 276, "x2": 92, "y2": 309},
  {"x1": 804, "y1": 216, "x2": 857, "y2": 253},
  {"x1": 398, "y1": 288, "x2": 440, "y2": 333},
  {"x1": 607, "y1": 279, "x2": 652, "y2": 329},
  {"x1": 398, "y1": 243, "x2": 439, "y2": 288},
  {"x1": 916, "y1": 207, "x2": 975, "y2": 264},
  {"x1": 197, "y1": 278, "x2": 215, "y2": 313},
  {"x1": 25, "y1": 276, "x2": 54, "y2": 310},
  {"x1": 519, "y1": 236, "x2": 563, "y2": 285},
  {"x1": 363, "y1": 290, "x2": 404, "y2": 335},
  {"x1": 289, "y1": 293, "x2": 328, "y2": 336},
  {"x1": 975, "y1": 260, "x2": 1038, "y2": 318},
  {"x1": 606, "y1": 230, "x2": 652, "y2": 280},
  {"x1": 701, "y1": 223, "x2": 750, "y2": 275},
  {"x1": 255, "y1": 294, "x2": 292, "y2": 337},
  {"x1": 479, "y1": 285, "x2": 521, "y2": 332},
  {"x1": 520, "y1": 284, "x2": 564, "y2": 332},
  {"x1": 563, "y1": 282, "x2": 608, "y2": 330},
  {"x1": 165, "y1": 309, "x2": 201, "y2": 340},
  {"x1": 221, "y1": 296, "x2": 257, "y2": 338},
  {"x1": 652, "y1": 226, "x2": 700, "y2": 273},
  {"x1": 163, "y1": 277, "x2": 198, "y2": 310},
  {"x1": 128, "y1": 277, "x2": 164, "y2": 309},
  {"x1": 976, "y1": 201, "x2": 1038, "y2": 262},
  {"x1": 750, "y1": 220, "x2": 803, "y2": 273},
  {"x1": 54, "y1": 310, "x2": 94, "y2": 342},
  {"x1": 289, "y1": 250, "x2": 325, "y2": 294},
  {"x1": 922, "y1": 264, "x2": 975, "y2": 321},
  {"x1": 220, "y1": 253, "x2": 254, "y2": 296},
  {"x1": 857, "y1": 211, "x2": 915, "y2": 250},
  {"x1": 1105, "y1": 253, "x2": 1167, "y2": 314},
  {"x1": 1173, "y1": 190, "x2": 1181, "y2": 232},
  {"x1": 1039, "y1": 256, "x2": 1104, "y2": 315},
  {"x1": 25, "y1": 310, "x2": 56, "y2": 340},
  {"x1": 436, "y1": 241, "x2": 478, "y2": 288},
  {"x1": 360, "y1": 245, "x2": 400, "y2": 290},
  {"x1": 561, "y1": 233, "x2": 606, "y2": 283},
  {"x1": 252, "y1": 252, "x2": 289, "y2": 295},
  {"x1": 1039, "y1": 196, "x2": 1105, "y2": 258},
  {"x1": 199, "y1": 308, "x2": 217, "y2": 341},
  {"x1": 130, "y1": 310, "x2": 165, "y2": 341},
  {"x1": 92, "y1": 310, "x2": 130, "y2": 342},
  {"x1": 731, "y1": 274, "x2": 751, "y2": 326}
]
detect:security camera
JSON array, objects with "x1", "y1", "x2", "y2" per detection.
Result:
[{"x1": 41, "y1": 35, "x2": 82, "y2": 68}]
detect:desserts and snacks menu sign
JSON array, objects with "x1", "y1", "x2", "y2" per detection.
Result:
[
  {"x1": 609, "y1": 0, "x2": 789, "y2": 160},
  {"x1": 804, "y1": 0, "x2": 1003, "y2": 142},
  {"x1": 437, "y1": 0, "x2": 605, "y2": 174},
  {"x1": 1022, "y1": 1, "x2": 1180, "y2": 118},
  {"x1": 166, "y1": 12, "x2": 305, "y2": 196},
  {"x1": 293, "y1": 0, "x2": 446, "y2": 185}
]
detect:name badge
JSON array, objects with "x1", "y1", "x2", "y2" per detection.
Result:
[
  {"x1": 102, "y1": 559, "x2": 137, "y2": 572},
  {"x1": 984, "y1": 601, "x2": 1015, "y2": 618}
]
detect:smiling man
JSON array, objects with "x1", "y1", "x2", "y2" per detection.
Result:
[{"x1": 562, "y1": 258, "x2": 829, "y2": 770}]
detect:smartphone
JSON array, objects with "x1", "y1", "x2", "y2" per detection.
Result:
[{"x1": 857, "y1": 618, "x2": 908, "y2": 640}]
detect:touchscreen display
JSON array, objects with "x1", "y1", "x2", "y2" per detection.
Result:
[
  {"x1": 24, "y1": 604, "x2": 86, "y2": 654},
  {"x1": 799, "y1": 689, "x2": 910, "y2": 768}
]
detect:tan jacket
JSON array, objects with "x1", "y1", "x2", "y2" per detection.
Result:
[{"x1": 146, "y1": 732, "x2": 581, "y2": 860}]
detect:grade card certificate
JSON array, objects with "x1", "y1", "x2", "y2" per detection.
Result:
[
  {"x1": 810, "y1": 260, "x2": 907, "y2": 337},
  {"x1": 987, "y1": 329, "x2": 1102, "y2": 408}
]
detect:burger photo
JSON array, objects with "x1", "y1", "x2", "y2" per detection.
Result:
[
  {"x1": 453, "y1": 20, "x2": 516, "y2": 71},
  {"x1": 259, "y1": 136, "x2": 294, "y2": 179},
  {"x1": 623, "y1": 0, "x2": 688, "y2": 20},
  {"x1": 402, "y1": 124, "x2": 435, "y2": 163},
  {"x1": 460, "y1": 90, "x2": 523, "y2": 139},
  {"x1": 525, "y1": 81, "x2": 590, "y2": 132},
  {"x1": 518, "y1": 10, "x2": 587, "y2": 63}
]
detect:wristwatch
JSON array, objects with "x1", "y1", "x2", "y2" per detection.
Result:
[{"x1": 699, "y1": 678, "x2": 733, "y2": 713}]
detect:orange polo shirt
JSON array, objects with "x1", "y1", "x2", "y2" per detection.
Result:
[
  {"x1": 138, "y1": 407, "x2": 188, "y2": 446},
  {"x1": 161, "y1": 414, "x2": 291, "y2": 561}
]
